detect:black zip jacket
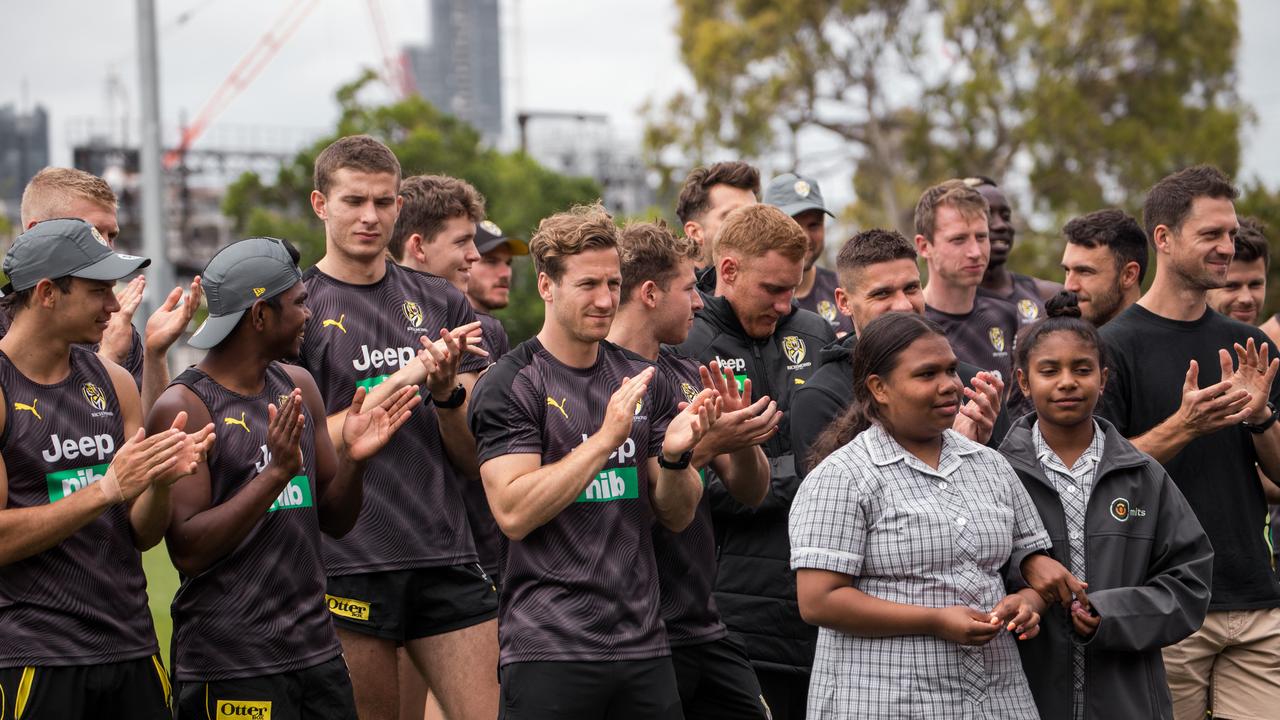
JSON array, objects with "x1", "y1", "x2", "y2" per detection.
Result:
[
  {"x1": 999, "y1": 415, "x2": 1213, "y2": 720},
  {"x1": 676, "y1": 285, "x2": 835, "y2": 674},
  {"x1": 790, "y1": 334, "x2": 1011, "y2": 477}
]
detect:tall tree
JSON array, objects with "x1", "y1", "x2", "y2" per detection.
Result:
[{"x1": 224, "y1": 71, "x2": 601, "y2": 343}]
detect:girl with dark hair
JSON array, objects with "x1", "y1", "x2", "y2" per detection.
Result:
[
  {"x1": 999, "y1": 291, "x2": 1213, "y2": 720},
  {"x1": 789, "y1": 312, "x2": 1054, "y2": 718}
]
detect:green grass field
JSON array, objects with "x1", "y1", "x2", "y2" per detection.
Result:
[{"x1": 142, "y1": 542, "x2": 181, "y2": 663}]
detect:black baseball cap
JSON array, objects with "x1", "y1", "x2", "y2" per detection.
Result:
[
  {"x1": 474, "y1": 220, "x2": 528, "y2": 256},
  {"x1": 2, "y1": 218, "x2": 149, "y2": 292},
  {"x1": 763, "y1": 173, "x2": 834, "y2": 219},
  {"x1": 189, "y1": 237, "x2": 303, "y2": 349}
]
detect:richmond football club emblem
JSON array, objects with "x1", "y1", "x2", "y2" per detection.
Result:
[
  {"x1": 793, "y1": 180, "x2": 811, "y2": 198},
  {"x1": 81, "y1": 383, "x2": 107, "y2": 411},
  {"x1": 681, "y1": 382, "x2": 698, "y2": 403},
  {"x1": 817, "y1": 300, "x2": 837, "y2": 323},
  {"x1": 402, "y1": 301, "x2": 424, "y2": 328},
  {"x1": 635, "y1": 398, "x2": 644, "y2": 415},
  {"x1": 782, "y1": 336, "x2": 806, "y2": 365},
  {"x1": 1017, "y1": 299, "x2": 1039, "y2": 321},
  {"x1": 480, "y1": 220, "x2": 503, "y2": 236},
  {"x1": 988, "y1": 327, "x2": 1006, "y2": 353}
]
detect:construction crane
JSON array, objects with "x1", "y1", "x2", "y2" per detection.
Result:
[
  {"x1": 365, "y1": 0, "x2": 413, "y2": 100},
  {"x1": 163, "y1": 0, "x2": 320, "y2": 169}
]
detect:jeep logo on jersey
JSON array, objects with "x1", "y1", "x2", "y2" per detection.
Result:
[
  {"x1": 817, "y1": 300, "x2": 837, "y2": 323},
  {"x1": 782, "y1": 336, "x2": 806, "y2": 364},
  {"x1": 577, "y1": 466, "x2": 639, "y2": 502},
  {"x1": 216, "y1": 700, "x2": 271, "y2": 719},
  {"x1": 681, "y1": 382, "x2": 697, "y2": 403},
  {"x1": 41, "y1": 433, "x2": 115, "y2": 464},
  {"x1": 353, "y1": 344, "x2": 416, "y2": 372},
  {"x1": 46, "y1": 463, "x2": 109, "y2": 503},
  {"x1": 988, "y1": 327, "x2": 1006, "y2": 352},
  {"x1": 403, "y1": 300, "x2": 424, "y2": 327},
  {"x1": 1017, "y1": 299, "x2": 1039, "y2": 321},
  {"x1": 326, "y1": 594, "x2": 371, "y2": 621},
  {"x1": 81, "y1": 382, "x2": 107, "y2": 411},
  {"x1": 582, "y1": 434, "x2": 636, "y2": 465}
]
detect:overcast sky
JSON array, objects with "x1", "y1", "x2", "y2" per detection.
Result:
[{"x1": 3, "y1": 0, "x2": 1277, "y2": 201}]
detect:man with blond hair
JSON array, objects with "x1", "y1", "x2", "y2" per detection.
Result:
[
  {"x1": 15, "y1": 167, "x2": 201, "y2": 412},
  {"x1": 678, "y1": 203, "x2": 834, "y2": 719},
  {"x1": 469, "y1": 204, "x2": 717, "y2": 718}
]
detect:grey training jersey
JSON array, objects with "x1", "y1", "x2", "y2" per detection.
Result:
[
  {"x1": 0, "y1": 346, "x2": 157, "y2": 666},
  {"x1": 925, "y1": 295, "x2": 1020, "y2": 384}
]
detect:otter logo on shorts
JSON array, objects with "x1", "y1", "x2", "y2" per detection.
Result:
[
  {"x1": 82, "y1": 383, "x2": 107, "y2": 411},
  {"x1": 1017, "y1": 299, "x2": 1039, "y2": 322},
  {"x1": 326, "y1": 594, "x2": 371, "y2": 621},
  {"x1": 402, "y1": 301, "x2": 424, "y2": 328},
  {"x1": 216, "y1": 700, "x2": 271, "y2": 719},
  {"x1": 782, "y1": 336, "x2": 806, "y2": 365},
  {"x1": 817, "y1": 300, "x2": 837, "y2": 323},
  {"x1": 988, "y1": 327, "x2": 1006, "y2": 353}
]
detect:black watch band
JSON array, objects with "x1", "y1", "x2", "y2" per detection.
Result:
[
  {"x1": 432, "y1": 384, "x2": 467, "y2": 410},
  {"x1": 657, "y1": 449, "x2": 695, "y2": 471},
  {"x1": 1243, "y1": 401, "x2": 1279, "y2": 434}
]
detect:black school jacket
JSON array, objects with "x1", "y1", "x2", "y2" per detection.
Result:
[
  {"x1": 999, "y1": 415, "x2": 1213, "y2": 720},
  {"x1": 677, "y1": 280, "x2": 835, "y2": 674}
]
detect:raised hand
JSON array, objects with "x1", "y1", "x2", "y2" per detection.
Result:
[
  {"x1": 663, "y1": 387, "x2": 720, "y2": 462},
  {"x1": 1175, "y1": 359, "x2": 1252, "y2": 438},
  {"x1": 145, "y1": 276, "x2": 203, "y2": 355},
  {"x1": 954, "y1": 371, "x2": 1002, "y2": 443},
  {"x1": 600, "y1": 368, "x2": 655, "y2": 448},
  {"x1": 1220, "y1": 338, "x2": 1279, "y2": 424},
  {"x1": 101, "y1": 276, "x2": 146, "y2": 364},
  {"x1": 932, "y1": 606, "x2": 1003, "y2": 646},
  {"x1": 98, "y1": 424, "x2": 189, "y2": 503},
  {"x1": 342, "y1": 385, "x2": 421, "y2": 461},
  {"x1": 416, "y1": 322, "x2": 488, "y2": 397},
  {"x1": 151, "y1": 410, "x2": 216, "y2": 487},
  {"x1": 267, "y1": 389, "x2": 306, "y2": 479}
]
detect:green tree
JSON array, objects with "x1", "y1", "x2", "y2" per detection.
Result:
[
  {"x1": 224, "y1": 70, "x2": 601, "y2": 343},
  {"x1": 647, "y1": 0, "x2": 1251, "y2": 263}
]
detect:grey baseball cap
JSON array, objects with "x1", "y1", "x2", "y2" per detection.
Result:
[
  {"x1": 2, "y1": 218, "x2": 150, "y2": 292},
  {"x1": 474, "y1": 219, "x2": 528, "y2": 256},
  {"x1": 763, "y1": 173, "x2": 835, "y2": 219},
  {"x1": 189, "y1": 237, "x2": 303, "y2": 349}
]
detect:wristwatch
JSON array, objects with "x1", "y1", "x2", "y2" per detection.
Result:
[
  {"x1": 657, "y1": 449, "x2": 695, "y2": 470},
  {"x1": 432, "y1": 384, "x2": 467, "y2": 410},
  {"x1": 1242, "y1": 401, "x2": 1279, "y2": 434}
]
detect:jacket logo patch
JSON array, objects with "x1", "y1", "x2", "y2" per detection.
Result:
[
  {"x1": 403, "y1": 301, "x2": 424, "y2": 328},
  {"x1": 782, "y1": 335, "x2": 806, "y2": 364},
  {"x1": 988, "y1": 327, "x2": 1006, "y2": 352},
  {"x1": 1109, "y1": 497, "x2": 1147, "y2": 522},
  {"x1": 547, "y1": 396, "x2": 569, "y2": 419}
]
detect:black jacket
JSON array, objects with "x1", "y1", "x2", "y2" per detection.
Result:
[
  {"x1": 676, "y1": 286, "x2": 835, "y2": 674},
  {"x1": 790, "y1": 334, "x2": 1011, "y2": 477},
  {"x1": 999, "y1": 415, "x2": 1213, "y2": 720}
]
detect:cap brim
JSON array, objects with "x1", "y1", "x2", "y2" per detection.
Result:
[
  {"x1": 477, "y1": 236, "x2": 529, "y2": 256},
  {"x1": 71, "y1": 253, "x2": 151, "y2": 282},
  {"x1": 778, "y1": 201, "x2": 835, "y2": 219},
  {"x1": 187, "y1": 310, "x2": 246, "y2": 350}
]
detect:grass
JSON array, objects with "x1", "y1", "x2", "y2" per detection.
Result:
[{"x1": 142, "y1": 542, "x2": 181, "y2": 664}]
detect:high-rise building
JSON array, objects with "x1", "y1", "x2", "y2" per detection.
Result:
[
  {"x1": 404, "y1": 0, "x2": 503, "y2": 143},
  {"x1": 0, "y1": 104, "x2": 50, "y2": 217}
]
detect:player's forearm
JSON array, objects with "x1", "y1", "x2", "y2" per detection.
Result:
[
  {"x1": 317, "y1": 454, "x2": 364, "y2": 538},
  {"x1": 128, "y1": 483, "x2": 172, "y2": 550},
  {"x1": 437, "y1": 404, "x2": 481, "y2": 480},
  {"x1": 1251, "y1": 422, "x2": 1280, "y2": 481},
  {"x1": 0, "y1": 487, "x2": 113, "y2": 565},
  {"x1": 710, "y1": 446, "x2": 769, "y2": 507},
  {"x1": 651, "y1": 464, "x2": 702, "y2": 532},
  {"x1": 798, "y1": 573, "x2": 939, "y2": 637},
  {"x1": 139, "y1": 350, "x2": 171, "y2": 415},
  {"x1": 166, "y1": 467, "x2": 294, "y2": 575},
  {"x1": 487, "y1": 437, "x2": 613, "y2": 541},
  {"x1": 1129, "y1": 416, "x2": 1194, "y2": 464}
]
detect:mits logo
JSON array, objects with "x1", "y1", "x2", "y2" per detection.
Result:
[
  {"x1": 215, "y1": 700, "x2": 271, "y2": 719},
  {"x1": 1109, "y1": 497, "x2": 1147, "y2": 522}
]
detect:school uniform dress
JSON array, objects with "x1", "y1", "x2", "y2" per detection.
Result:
[{"x1": 789, "y1": 424, "x2": 1050, "y2": 719}]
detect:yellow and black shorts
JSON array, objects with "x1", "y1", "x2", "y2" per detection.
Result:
[{"x1": 0, "y1": 655, "x2": 170, "y2": 719}]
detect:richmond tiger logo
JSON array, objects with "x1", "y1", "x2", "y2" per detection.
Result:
[
  {"x1": 82, "y1": 383, "x2": 107, "y2": 411},
  {"x1": 782, "y1": 335, "x2": 806, "y2": 365},
  {"x1": 988, "y1": 327, "x2": 1006, "y2": 353},
  {"x1": 402, "y1": 301, "x2": 424, "y2": 328}
]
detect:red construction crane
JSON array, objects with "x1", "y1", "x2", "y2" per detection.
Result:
[
  {"x1": 365, "y1": 0, "x2": 413, "y2": 100},
  {"x1": 163, "y1": 0, "x2": 320, "y2": 169}
]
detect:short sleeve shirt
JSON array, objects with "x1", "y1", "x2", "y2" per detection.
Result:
[
  {"x1": 790, "y1": 424, "x2": 1049, "y2": 719},
  {"x1": 926, "y1": 296, "x2": 1020, "y2": 385}
]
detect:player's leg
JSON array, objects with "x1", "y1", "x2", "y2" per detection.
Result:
[
  {"x1": 680, "y1": 636, "x2": 771, "y2": 720},
  {"x1": 327, "y1": 571, "x2": 413, "y2": 720},
  {"x1": 603, "y1": 658, "x2": 683, "y2": 720},
  {"x1": 396, "y1": 648, "x2": 428, "y2": 720},
  {"x1": 1207, "y1": 608, "x2": 1280, "y2": 720},
  {"x1": 1161, "y1": 610, "x2": 1226, "y2": 720}
]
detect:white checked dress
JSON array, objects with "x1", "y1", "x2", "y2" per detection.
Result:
[{"x1": 790, "y1": 424, "x2": 1051, "y2": 719}]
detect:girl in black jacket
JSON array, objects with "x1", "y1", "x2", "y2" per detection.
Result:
[{"x1": 999, "y1": 292, "x2": 1213, "y2": 720}]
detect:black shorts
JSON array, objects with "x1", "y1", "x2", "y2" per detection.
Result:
[
  {"x1": 499, "y1": 657, "x2": 681, "y2": 720},
  {"x1": 325, "y1": 563, "x2": 498, "y2": 642},
  {"x1": 671, "y1": 634, "x2": 772, "y2": 719},
  {"x1": 174, "y1": 655, "x2": 355, "y2": 720},
  {"x1": 0, "y1": 654, "x2": 171, "y2": 720}
]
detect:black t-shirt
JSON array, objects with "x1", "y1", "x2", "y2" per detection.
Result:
[
  {"x1": 796, "y1": 266, "x2": 854, "y2": 336},
  {"x1": 925, "y1": 295, "x2": 1019, "y2": 385},
  {"x1": 1100, "y1": 304, "x2": 1280, "y2": 609},
  {"x1": 977, "y1": 272, "x2": 1046, "y2": 327},
  {"x1": 469, "y1": 338, "x2": 676, "y2": 666}
]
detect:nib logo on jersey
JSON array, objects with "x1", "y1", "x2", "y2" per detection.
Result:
[
  {"x1": 575, "y1": 434, "x2": 639, "y2": 502},
  {"x1": 42, "y1": 433, "x2": 116, "y2": 502},
  {"x1": 254, "y1": 445, "x2": 314, "y2": 512},
  {"x1": 352, "y1": 343, "x2": 417, "y2": 391},
  {"x1": 715, "y1": 355, "x2": 749, "y2": 393}
]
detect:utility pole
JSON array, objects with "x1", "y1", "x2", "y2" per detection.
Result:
[{"x1": 136, "y1": 0, "x2": 173, "y2": 318}]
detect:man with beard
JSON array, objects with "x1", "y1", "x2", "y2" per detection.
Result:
[
  {"x1": 763, "y1": 173, "x2": 853, "y2": 337},
  {"x1": 969, "y1": 177, "x2": 1062, "y2": 325},
  {"x1": 1060, "y1": 209, "x2": 1148, "y2": 327},
  {"x1": 467, "y1": 220, "x2": 528, "y2": 362},
  {"x1": 1207, "y1": 217, "x2": 1269, "y2": 326}
]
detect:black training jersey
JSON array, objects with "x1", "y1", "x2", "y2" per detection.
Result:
[
  {"x1": 0, "y1": 346, "x2": 157, "y2": 666},
  {"x1": 977, "y1": 272, "x2": 1046, "y2": 327},
  {"x1": 0, "y1": 312, "x2": 144, "y2": 389},
  {"x1": 651, "y1": 348, "x2": 727, "y2": 646},
  {"x1": 925, "y1": 295, "x2": 1019, "y2": 384},
  {"x1": 466, "y1": 311, "x2": 510, "y2": 575},
  {"x1": 478, "y1": 311, "x2": 511, "y2": 361},
  {"x1": 298, "y1": 261, "x2": 487, "y2": 575},
  {"x1": 168, "y1": 363, "x2": 340, "y2": 681},
  {"x1": 469, "y1": 338, "x2": 677, "y2": 666},
  {"x1": 796, "y1": 266, "x2": 854, "y2": 336}
]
